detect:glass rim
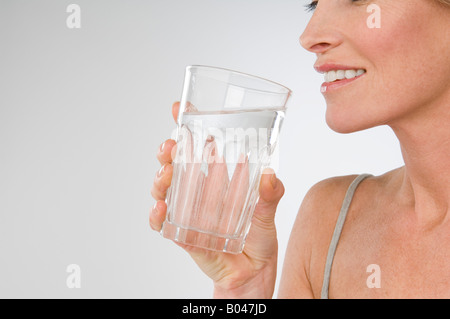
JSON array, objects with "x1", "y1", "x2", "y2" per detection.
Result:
[{"x1": 186, "y1": 65, "x2": 292, "y2": 96}]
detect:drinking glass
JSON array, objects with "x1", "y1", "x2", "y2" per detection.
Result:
[{"x1": 161, "y1": 65, "x2": 291, "y2": 254}]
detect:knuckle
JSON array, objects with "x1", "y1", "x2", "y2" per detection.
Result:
[
  {"x1": 152, "y1": 184, "x2": 167, "y2": 199},
  {"x1": 150, "y1": 187, "x2": 160, "y2": 200}
]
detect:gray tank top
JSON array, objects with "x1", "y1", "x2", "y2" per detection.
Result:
[{"x1": 320, "y1": 173, "x2": 372, "y2": 299}]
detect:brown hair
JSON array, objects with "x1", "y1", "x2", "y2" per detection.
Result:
[{"x1": 437, "y1": 0, "x2": 450, "y2": 5}]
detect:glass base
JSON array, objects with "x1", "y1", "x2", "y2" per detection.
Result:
[{"x1": 161, "y1": 221, "x2": 246, "y2": 254}]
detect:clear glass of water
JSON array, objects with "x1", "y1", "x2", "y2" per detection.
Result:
[{"x1": 161, "y1": 65, "x2": 292, "y2": 254}]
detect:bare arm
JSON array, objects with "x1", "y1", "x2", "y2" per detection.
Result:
[
  {"x1": 277, "y1": 185, "x2": 317, "y2": 298},
  {"x1": 277, "y1": 175, "x2": 357, "y2": 298}
]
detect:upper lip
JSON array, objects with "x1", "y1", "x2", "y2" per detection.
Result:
[{"x1": 314, "y1": 63, "x2": 366, "y2": 74}]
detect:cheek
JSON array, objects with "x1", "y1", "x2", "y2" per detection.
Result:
[
  {"x1": 352, "y1": 5, "x2": 446, "y2": 120},
  {"x1": 360, "y1": 6, "x2": 420, "y2": 86}
]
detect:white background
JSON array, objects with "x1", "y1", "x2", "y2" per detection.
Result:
[{"x1": 0, "y1": 0, "x2": 403, "y2": 298}]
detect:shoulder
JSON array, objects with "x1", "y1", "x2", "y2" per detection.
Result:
[
  {"x1": 278, "y1": 174, "x2": 363, "y2": 298},
  {"x1": 296, "y1": 174, "x2": 366, "y2": 240},
  {"x1": 278, "y1": 170, "x2": 403, "y2": 298},
  {"x1": 301, "y1": 175, "x2": 361, "y2": 214}
]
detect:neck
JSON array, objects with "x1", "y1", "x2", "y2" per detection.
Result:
[{"x1": 389, "y1": 96, "x2": 450, "y2": 228}]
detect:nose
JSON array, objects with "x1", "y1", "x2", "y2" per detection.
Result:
[{"x1": 300, "y1": 3, "x2": 343, "y2": 54}]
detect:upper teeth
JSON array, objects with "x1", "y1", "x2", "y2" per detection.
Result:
[{"x1": 324, "y1": 69, "x2": 366, "y2": 83}]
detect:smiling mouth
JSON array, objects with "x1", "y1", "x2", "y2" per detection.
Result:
[
  {"x1": 324, "y1": 69, "x2": 366, "y2": 83},
  {"x1": 320, "y1": 68, "x2": 367, "y2": 93}
]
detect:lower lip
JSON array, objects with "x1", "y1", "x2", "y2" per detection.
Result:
[{"x1": 320, "y1": 73, "x2": 366, "y2": 93}]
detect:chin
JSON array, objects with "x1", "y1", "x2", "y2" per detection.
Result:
[{"x1": 325, "y1": 104, "x2": 378, "y2": 134}]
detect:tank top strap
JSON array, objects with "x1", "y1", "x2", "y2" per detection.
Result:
[{"x1": 320, "y1": 173, "x2": 372, "y2": 299}]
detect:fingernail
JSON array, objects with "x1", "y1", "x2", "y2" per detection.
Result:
[
  {"x1": 270, "y1": 173, "x2": 277, "y2": 189},
  {"x1": 157, "y1": 165, "x2": 166, "y2": 178},
  {"x1": 262, "y1": 168, "x2": 276, "y2": 188},
  {"x1": 159, "y1": 142, "x2": 166, "y2": 153}
]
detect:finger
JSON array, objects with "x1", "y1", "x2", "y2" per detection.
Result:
[
  {"x1": 149, "y1": 200, "x2": 167, "y2": 231},
  {"x1": 244, "y1": 170, "x2": 284, "y2": 264},
  {"x1": 157, "y1": 139, "x2": 177, "y2": 165},
  {"x1": 241, "y1": 169, "x2": 284, "y2": 258},
  {"x1": 150, "y1": 163, "x2": 174, "y2": 201},
  {"x1": 172, "y1": 101, "x2": 180, "y2": 123},
  {"x1": 173, "y1": 101, "x2": 198, "y2": 123},
  {"x1": 254, "y1": 168, "x2": 285, "y2": 224}
]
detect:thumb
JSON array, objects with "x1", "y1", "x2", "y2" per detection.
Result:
[
  {"x1": 253, "y1": 168, "x2": 285, "y2": 225},
  {"x1": 242, "y1": 168, "x2": 284, "y2": 259}
]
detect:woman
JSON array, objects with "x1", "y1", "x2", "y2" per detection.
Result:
[{"x1": 150, "y1": 0, "x2": 450, "y2": 298}]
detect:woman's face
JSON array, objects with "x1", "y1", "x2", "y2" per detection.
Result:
[{"x1": 300, "y1": 0, "x2": 450, "y2": 133}]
